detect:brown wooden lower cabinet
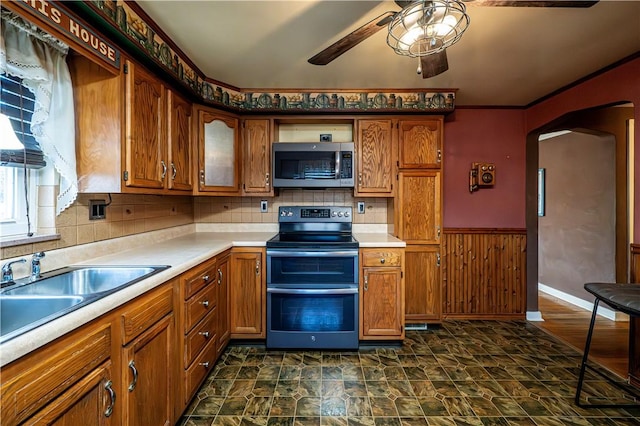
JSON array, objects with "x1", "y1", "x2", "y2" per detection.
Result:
[
  {"x1": 404, "y1": 244, "x2": 441, "y2": 323},
  {"x1": 360, "y1": 248, "x2": 405, "y2": 340},
  {"x1": 230, "y1": 247, "x2": 266, "y2": 338}
]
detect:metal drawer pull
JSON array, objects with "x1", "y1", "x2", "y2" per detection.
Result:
[
  {"x1": 203, "y1": 275, "x2": 210, "y2": 282},
  {"x1": 218, "y1": 268, "x2": 223, "y2": 284},
  {"x1": 199, "y1": 331, "x2": 210, "y2": 338},
  {"x1": 128, "y1": 360, "x2": 138, "y2": 392},
  {"x1": 104, "y1": 380, "x2": 116, "y2": 417},
  {"x1": 161, "y1": 160, "x2": 167, "y2": 179},
  {"x1": 380, "y1": 258, "x2": 385, "y2": 264},
  {"x1": 201, "y1": 300, "x2": 209, "y2": 308},
  {"x1": 199, "y1": 362, "x2": 210, "y2": 368}
]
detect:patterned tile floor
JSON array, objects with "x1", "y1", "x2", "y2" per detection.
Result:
[{"x1": 179, "y1": 321, "x2": 640, "y2": 426}]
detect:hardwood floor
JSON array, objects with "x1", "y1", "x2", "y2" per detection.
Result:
[{"x1": 534, "y1": 291, "x2": 630, "y2": 379}]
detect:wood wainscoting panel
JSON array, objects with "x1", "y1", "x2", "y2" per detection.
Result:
[{"x1": 442, "y1": 229, "x2": 526, "y2": 319}]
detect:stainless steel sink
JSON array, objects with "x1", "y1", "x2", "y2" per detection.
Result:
[
  {"x1": 2, "y1": 266, "x2": 162, "y2": 296},
  {"x1": 0, "y1": 265, "x2": 170, "y2": 343},
  {"x1": 1, "y1": 295, "x2": 85, "y2": 337}
]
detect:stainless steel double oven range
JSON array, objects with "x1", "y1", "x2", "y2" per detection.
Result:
[{"x1": 266, "y1": 206, "x2": 359, "y2": 350}]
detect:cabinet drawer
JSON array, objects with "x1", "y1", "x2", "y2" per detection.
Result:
[
  {"x1": 121, "y1": 283, "x2": 173, "y2": 345},
  {"x1": 185, "y1": 284, "x2": 217, "y2": 333},
  {"x1": 184, "y1": 335, "x2": 217, "y2": 404},
  {"x1": 362, "y1": 249, "x2": 403, "y2": 267},
  {"x1": 184, "y1": 309, "x2": 217, "y2": 368},
  {"x1": 183, "y1": 259, "x2": 217, "y2": 300},
  {"x1": 0, "y1": 323, "x2": 111, "y2": 425}
]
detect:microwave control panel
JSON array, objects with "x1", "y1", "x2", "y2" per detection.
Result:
[{"x1": 340, "y1": 151, "x2": 353, "y2": 179}]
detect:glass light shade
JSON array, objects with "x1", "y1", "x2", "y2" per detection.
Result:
[
  {"x1": 0, "y1": 113, "x2": 25, "y2": 150},
  {"x1": 387, "y1": 0, "x2": 470, "y2": 58}
]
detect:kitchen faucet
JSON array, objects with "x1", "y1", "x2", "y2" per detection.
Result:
[
  {"x1": 1, "y1": 258, "x2": 27, "y2": 286},
  {"x1": 31, "y1": 252, "x2": 45, "y2": 281}
]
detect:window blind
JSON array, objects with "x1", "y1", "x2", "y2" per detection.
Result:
[{"x1": 0, "y1": 73, "x2": 46, "y2": 168}]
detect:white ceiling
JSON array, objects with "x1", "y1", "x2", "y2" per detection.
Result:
[{"x1": 137, "y1": 0, "x2": 640, "y2": 106}]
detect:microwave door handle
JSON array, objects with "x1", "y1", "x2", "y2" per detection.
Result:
[{"x1": 335, "y1": 150, "x2": 340, "y2": 179}]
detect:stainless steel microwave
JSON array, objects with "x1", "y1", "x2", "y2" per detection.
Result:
[{"x1": 272, "y1": 142, "x2": 354, "y2": 188}]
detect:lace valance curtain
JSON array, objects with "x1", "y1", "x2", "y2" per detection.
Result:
[{"x1": 0, "y1": 11, "x2": 77, "y2": 215}]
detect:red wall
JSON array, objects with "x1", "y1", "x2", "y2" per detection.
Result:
[{"x1": 443, "y1": 108, "x2": 526, "y2": 228}]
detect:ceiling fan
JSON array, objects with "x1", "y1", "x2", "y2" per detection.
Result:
[{"x1": 308, "y1": 0, "x2": 598, "y2": 79}]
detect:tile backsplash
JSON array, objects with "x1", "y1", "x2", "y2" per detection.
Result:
[{"x1": 194, "y1": 189, "x2": 389, "y2": 224}]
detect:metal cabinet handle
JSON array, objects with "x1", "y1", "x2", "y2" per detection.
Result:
[
  {"x1": 203, "y1": 275, "x2": 210, "y2": 283},
  {"x1": 128, "y1": 360, "x2": 138, "y2": 392},
  {"x1": 199, "y1": 331, "x2": 210, "y2": 338},
  {"x1": 104, "y1": 380, "x2": 116, "y2": 417},
  {"x1": 436, "y1": 226, "x2": 441, "y2": 239},
  {"x1": 199, "y1": 169, "x2": 205, "y2": 185},
  {"x1": 161, "y1": 160, "x2": 167, "y2": 179},
  {"x1": 364, "y1": 275, "x2": 368, "y2": 291},
  {"x1": 256, "y1": 260, "x2": 261, "y2": 275},
  {"x1": 199, "y1": 362, "x2": 210, "y2": 368},
  {"x1": 218, "y1": 268, "x2": 223, "y2": 285},
  {"x1": 201, "y1": 300, "x2": 209, "y2": 308},
  {"x1": 171, "y1": 162, "x2": 177, "y2": 180},
  {"x1": 358, "y1": 173, "x2": 362, "y2": 186},
  {"x1": 437, "y1": 149, "x2": 442, "y2": 163},
  {"x1": 436, "y1": 253, "x2": 441, "y2": 267},
  {"x1": 380, "y1": 258, "x2": 385, "y2": 264},
  {"x1": 265, "y1": 173, "x2": 270, "y2": 187}
]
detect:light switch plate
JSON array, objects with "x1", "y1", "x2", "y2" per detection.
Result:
[
  {"x1": 357, "y1": 201, "x2": 365, "y2": 214},
  {"x1": 260, "y1": 200, "x2": 268, "y2": 213}
]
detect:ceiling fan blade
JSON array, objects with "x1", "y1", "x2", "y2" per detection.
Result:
[
  {"x1": 420, "y1": 50, "x2": 449, "y2": 79},
  {"x1": 465, "y1": 0, "x2": 597, "y2": 7},
  {"x1": 308, "y1": 11, "x2": 396, "y2": 65}
]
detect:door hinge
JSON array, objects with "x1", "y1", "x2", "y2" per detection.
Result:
[
  {"x1": 123, "y1": 63, "x2": 128, "y2": 74},
  {"x1": 123, "y1": 171, "x2": 129, "y2": 181}
]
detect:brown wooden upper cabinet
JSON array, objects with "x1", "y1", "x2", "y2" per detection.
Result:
[
  {"x1": 194, "y1": 106, "x2": 241, "y2": 195},
  {"x1": 242, "y1": 119, "x2": 272, "y2": 195},
  {"x1": 398, "y1": 118, "x2": 443, "y2": 169},
  {"x1": 397, "y1": 170, "x2": 442, "y2": 244},
  {"x1": 71, "y1": 56, "x2": 192, "y2": 194},
  {"x1": 355, "y1": 119, "x2": 394, "y2": 197}
]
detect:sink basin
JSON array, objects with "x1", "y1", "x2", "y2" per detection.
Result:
[
  {"x1": 2, "y1": 266, "x2": 164, "y2": 297},
  {"x1": 2, "y1": 265, "x2": 169, "y2": 297},
  {"x1": 0, "y1": 265, "x2": 170, "y2": 343},
  {"x1": 0, "y1": 295, "x2": 84, "y2": 338}
]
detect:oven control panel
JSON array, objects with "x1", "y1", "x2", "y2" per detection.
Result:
[{"x1": 278, "y1": 206, "x2": 352, "y2": 222}]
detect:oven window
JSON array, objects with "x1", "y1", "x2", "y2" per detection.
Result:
[
  {"x1": 269, "y1": 292, "x2": 356, "y2": 332},
  {"x1": 269, "y1": 256, "x2": 356, "y2": 284}
]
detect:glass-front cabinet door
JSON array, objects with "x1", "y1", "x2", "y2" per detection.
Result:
[{"x1": 195, "y1": 106, "x2": 240, "y2": 194}]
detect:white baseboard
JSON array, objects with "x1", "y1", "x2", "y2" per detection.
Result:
[
  {"x1": 526, "y1": 311, "x2": 544, "y2": 322},
  {"x1": 538, "y1": 283, "x2": 629, "y2": 322}
]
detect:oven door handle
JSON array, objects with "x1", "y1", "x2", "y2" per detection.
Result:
[
  {"x1": 267, "y1": 287, "x2": 358, "y2": 295},
  {"x1": 267, "y1": 250, "x2": 358, "y2": 258}
]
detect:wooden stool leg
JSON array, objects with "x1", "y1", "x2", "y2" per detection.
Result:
[{"x1": 575, "y1": 298, "x2": 599, "y2": 406}]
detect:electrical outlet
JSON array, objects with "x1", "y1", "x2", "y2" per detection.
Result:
[
  {"x1": 89, "y1": 200, "x2": 107, "y2": 220},
  {"x1": 357, "y1": 201, "x2": 365, "y2": 214},
  {"x1": 260, "y1": 200, "x2": 268, "y2": 213}
]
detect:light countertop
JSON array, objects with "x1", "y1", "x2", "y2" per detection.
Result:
[{"x1": 1, "y1": 230, "x2": 403, "y2": 365}]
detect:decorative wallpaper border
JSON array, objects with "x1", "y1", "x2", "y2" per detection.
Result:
[{"x1": 75, "y1": 0, "x2": 457, "y2": 113}]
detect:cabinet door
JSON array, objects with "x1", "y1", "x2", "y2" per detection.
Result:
[
  {"x1": 356, "y1": 119, "x2": 394, "y2": 196},
  {"x1": 405, "y1": 245, "x2": 441, "y2": 323},
  {"x1": 361, "y1": 267, "x2": 404, "y2": 338},
  {"x1": 230, "y1": 249, "x2": 265, "y2": 338},
  {"x1": 196, "y1": 108, "x2": 241, "y2": 194},
  {"x1": 398, "y1": 119, "x2": 442, "y2": 169},
  {"x1": 26, "y1": 362, "x2": 114, "y2": 425},
  {"x1": 124, "y1": 60, "x2": 166, "y2": 189},
  {"x1": 122, "y1": 314, "x2": 174, "y2": 426},
  {"x1": 167, "y1": 90, "x2": 193, "y2": 191},
  {"x1": 216, "y1": 252, "x2": 231, "y2": 355},
  {"x1": 243, "y1": 119, "x2": 272, "y2": 194},
  {"x1": 397, "y1": 171, "x2": 441, "y2": 244}
]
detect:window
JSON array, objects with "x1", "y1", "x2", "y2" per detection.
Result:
[{"x1": 0, "y1": 73, "x2": 43, "y2": 237}]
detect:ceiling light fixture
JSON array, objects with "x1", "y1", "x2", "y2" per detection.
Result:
[{"x1": 387, "y1": 0, "x2": 470, "y2": 75}]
